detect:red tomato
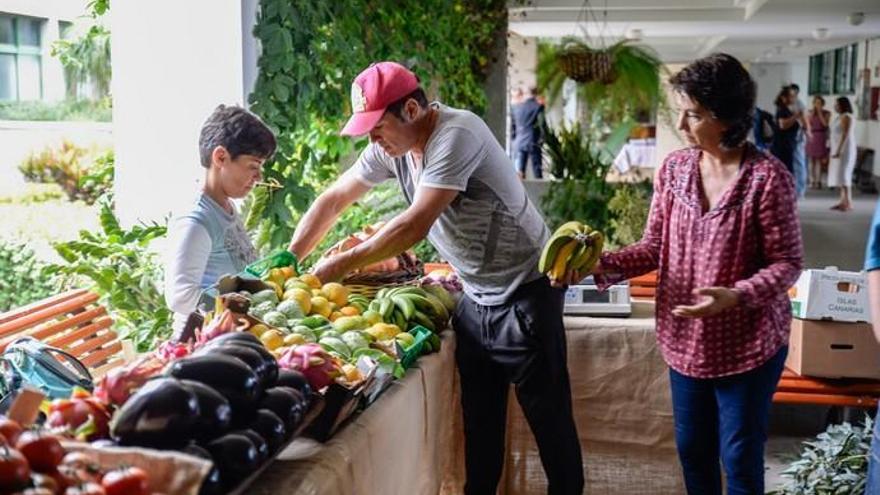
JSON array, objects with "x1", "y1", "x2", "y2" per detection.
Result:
[
  {"x1": 16, "y1": 431, "x2": 65, "y2": 473},
  {"x1": 101, "y1": 467, "x2": 149, "y2": 495},
  {"x1": 48, "y1": 464, "x2": 88, "y2": 492},
  {"x1": 64, "y1": 482, "x2": 106, "y2": 495},
  {"x1": 31, "y1": 472, "x2": 60, "y2": 492},
  {"x1": 0, "y1": 445, "x2": 30, "y2": 492},
  {"x1": 0, "y1": 418, "x2": 23, "y2": 446}
]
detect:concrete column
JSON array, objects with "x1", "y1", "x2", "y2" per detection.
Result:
[
  {"x1": 111, "y1": 0, "x2": 258, "y2": 227},
  {"x1": 483, "y1": 24, "x2": 509, "y2": 147},
  {"x1": 41, "y1": 17, "x2": 66, "y2": 101}
]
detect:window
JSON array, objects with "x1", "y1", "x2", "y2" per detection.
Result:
[
  {"x1": 0, "y1": 14, "x2": 43, "y2": 101},
  {"x1": 833, "y1": 44, "x2": 857, "y2": 95},
  {"x1": 809, "y1": 44, "x2": 858, "y2": 96},
  {"x1": 808, "y1": 52, "x2": 833, "y2": 95}
]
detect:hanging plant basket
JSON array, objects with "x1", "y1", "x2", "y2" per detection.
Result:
[{"x1": 556, "y1": 45, "x2": 617, "y2": 85}]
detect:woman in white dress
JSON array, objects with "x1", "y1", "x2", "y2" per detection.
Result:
[{"x1": 829, "y1": 96, "x2": 856, "y2": 211}]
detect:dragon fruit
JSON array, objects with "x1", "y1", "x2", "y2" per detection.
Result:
[
  {"x1": 94, "y1": 354, "x2": 167, "y2": 406},
  {"x1": 277, "y1": 344, "x2": 340, "y2": 391},
  {"x1": 196, "y1": 309, "x2": 250, "y2": 347}
]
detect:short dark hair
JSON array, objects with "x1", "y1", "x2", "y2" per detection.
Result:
[
  {"x1": 789, "y1": 83, "x2": 800, "y2": 92},
  {"x1": 836, "y1": 96, "x2": 853, "y2": 114},
  {"x1": 198, "y1": 105, "x2": 277, "y2": 168},
  {"x1": 385, "y1": 88, "x2": 429, "y2": 121},
  {"x1": 774, "y1": 87, "x2": 791, "y2": 109},
  {"x1": 669, "y1": 53, "x2": 756, "y2": 149},
  {"x1": 813, "y1": 95, "x2": 825, "y2": 105}
]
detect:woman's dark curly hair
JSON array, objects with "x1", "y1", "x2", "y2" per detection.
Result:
[{"x1": 670, "y1": 53, "x2": 757, "y2": 149}]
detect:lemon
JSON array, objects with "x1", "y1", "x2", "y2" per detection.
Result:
[
  {"x1": 283, "y1": 288, "x2": 312, "y2": 314},
  {"x1": 283, "y1": 333, "x2": 306, "y2": 346},
  {"x1": 321, "y1": 282, "x2": 350, "y2": 307},
  {"x1": 310, "y1": 296, "x2": 332, "y2": 318},
  {"x1": 340, "y1": 305, "x2": 360, "y2": 317},
  {"x1": 300, "y1": 273, "x2": 322, "y2": 289},
  {"x1": 249, "y1": 324, "x2": 269, "y2": 338},
  {"x1": 362, "y1": 310, "x2": 382, "y2": 326},
  {"x1": 260, "y1": 329, "x2": 285, "y2": 350}
]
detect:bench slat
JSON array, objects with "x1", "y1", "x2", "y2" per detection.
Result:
[
  {"x1": 81, "y1": 342, "x2": 123, "y2": 367},
  {"x1": 0, "y1": 289, "x2": 89, "y2": 325},
  {"x1": 0, "y1": 293, "x2": 100, "y2": 337},
  {"x1": 46, "y1": 318, "x2": 113, "y2": 349},
  {"x1": 68, "y1": 331, "x2": 117, "y2": 357},
  {"x1": 773, "y1": 391, "x2": 879, "y2": 408}
]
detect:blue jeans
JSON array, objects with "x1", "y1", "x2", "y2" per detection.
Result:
[
  {"x1": 515, "y1": 146, "x2": 543, "y2": 179},
  {"x1": 670, "y1": 346, "x2": 787, "y2": 495},
  {"x1": 867, "y1": 405, "x2": 880, "y2": 494},
  {"x1": 794, "y1": 134, "x2": 807, "y2": 198}
]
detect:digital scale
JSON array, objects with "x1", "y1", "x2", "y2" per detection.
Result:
[{"x1": 563, "y1": 276, "x2": 632, "y2": 317}]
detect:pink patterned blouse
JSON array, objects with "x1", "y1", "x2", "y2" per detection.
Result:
[{"x1": 598, "y1": 145, "x2": 804, "y2": 378}]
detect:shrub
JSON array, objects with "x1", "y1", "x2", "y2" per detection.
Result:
[
  {"x1": 18, "y1": 142, "x2": 113, "y2": 204},
  {"x1": 0, "y1": 239, "x2": 58, "y2": 312}
]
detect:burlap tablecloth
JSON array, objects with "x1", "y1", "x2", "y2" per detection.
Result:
[{"x1": 249, "y1": 302, "x2": 684, "y2": 494}]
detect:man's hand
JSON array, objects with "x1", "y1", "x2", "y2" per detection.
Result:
[
  {"x1": 310, "y1": 254, "x2": 351, "y2": 284},
  {"x1": 672, "y1": 287, "x2": 740, "y2": 318}
]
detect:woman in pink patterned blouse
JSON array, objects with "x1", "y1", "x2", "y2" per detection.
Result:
[{"x1": 596, "y1": 54, "x2": 803, "y2": 495}]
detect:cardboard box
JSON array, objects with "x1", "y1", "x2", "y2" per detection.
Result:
[
  {"x1": 786, "y1": 318, "x2": 880, "y2": 379},
  {"x1": 789, "y1": 267, "x2": 871, "y2": 323}
]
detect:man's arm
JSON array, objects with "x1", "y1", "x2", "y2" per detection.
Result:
[
  {"x1": 288, "y1": 171, "x2": 372, "y2": 260},
  {"x1": 311, "y1": 186, "x2": 458, "y2": 282}
]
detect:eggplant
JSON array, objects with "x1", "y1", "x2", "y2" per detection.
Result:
[
  {"x1": 274, "y1": 369, "x2": 313, "y2": 400},
  {"x1": 182, "y1": 443, "x2": 211, "y2": 459},
  {"x1": 200, "y1": 343, "x2": 278, "y2": 390},
  {"x1": 251, "y1": 409, "x2": 286, "y2": 452},
  {"x1": 259, "y1": 387, "x2": 305, "y2": 429},
  {"x1": 203, "y1": 331, "x2": 262, "y2": 348},
  {"x1": 205, "y1": 433, "x2": 260, "y2": 486},
  {"x1": 179, "y1": 380, "x2": 233, "y2": 442},
  {"x1": 111, "y1": 377, "x2": 199, "y2": 449},
  {"x1": 235, "y1": 429, "x2": 269, "y2": 463},
  {"x1": 198, "y1": 466, "x2": 224, "y2": 495},
  {"x1": 166, "y1": 354, "x2": 261, "y2": 414}
]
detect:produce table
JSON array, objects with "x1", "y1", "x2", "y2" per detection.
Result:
[
  {"x1": 248, "y1": 302, "x2": 684, "y2": 494},
  {"x1": 248, "y1": 330, "x2": 460, "y2": 494}
]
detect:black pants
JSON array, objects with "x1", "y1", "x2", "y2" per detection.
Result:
[
  {"x1": 453, "y1": 276, "x2": 584, "y2": 495},
  {"x1": 515, "y1": 145, "x2": 544, "y2": 179}
]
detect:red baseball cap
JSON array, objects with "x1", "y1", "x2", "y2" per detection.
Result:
[{"x1": 341, "y1": 62, "x2": 420, "y2": 137}]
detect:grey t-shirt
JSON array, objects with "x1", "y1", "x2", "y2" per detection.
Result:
[{"x1": 353, "y1": 103, "x2": 549, "y2": 305}]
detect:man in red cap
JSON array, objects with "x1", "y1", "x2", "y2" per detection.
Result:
[{"x1": 288, "y1": 61, "x2": 584, "y2": 494}]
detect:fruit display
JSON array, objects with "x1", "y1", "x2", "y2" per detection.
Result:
[
  {"x1": 321, "y1": 222, "x2": 420, "y2": 275},
  {"x1": 538, "y1": 221, "x2": 605, "y2": 282},
  {"x1": 366, "y1": 286, "x2": 449, "y2": 352}
]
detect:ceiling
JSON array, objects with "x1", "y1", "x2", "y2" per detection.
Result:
[{"x1": 509, "y1": 0, "x2": 880, "y2": 63}]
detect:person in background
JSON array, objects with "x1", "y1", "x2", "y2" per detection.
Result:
[
  {"x1": 828, "y1": 96, "x2": 857, "y2": 212},
  {"x1": 569, "y1": 53, "x2": 803, "y2": 495},
  {"x1": 164, "y1": 105, "x2": 277, "y2": 334},
  {"x1": 806, "y1": 95, "x2": 831, "y2": 189},
  {"x1": 788, "y1": 84, "x2": 809, "y2": 198},
  {"x1": 752, "y1": 106, "x2": 775, "y2": 152},
  {"x1": 863, "y1": 200, "x2": 880, "y2": 492},
  {"x1": 771, "y1": 86, "x2": 799, "y2": 175},
  {"x1": 510, "y1": 86, "x2": 546, "y2": 179}
]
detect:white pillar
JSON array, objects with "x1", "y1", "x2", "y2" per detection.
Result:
[{"x1": 111, "y1": 0, "x2": 258, "y2": 227}]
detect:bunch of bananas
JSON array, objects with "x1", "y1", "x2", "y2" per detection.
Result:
[
  {"x1": 368, "y1": 286, "x2": 450, "y2": 333},
  {"x1": 538, "y1": 221, "x2": 604, "y2": 282},
  {"x1": 346, "y1": 294, "x2": 371, "y2": 314}
]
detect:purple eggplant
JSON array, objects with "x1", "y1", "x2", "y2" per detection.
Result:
[{"x1": 110, "y1": 377, "x2": 199, "y2": 449}]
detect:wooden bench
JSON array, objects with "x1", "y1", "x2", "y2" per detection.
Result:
[
  {"x1": 0, "y1": 289, "x2": 127, "y2": 379},
  {"x1": 630, "y1": 270, "x2": 658, "y2": 299},
  {"x1": 773, "y1": 368, "x2": 880, "y2": 409}
]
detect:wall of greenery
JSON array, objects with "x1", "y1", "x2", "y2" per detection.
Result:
[{"x1": 246, "y1": 0, "x2": 508, "y2": 261}]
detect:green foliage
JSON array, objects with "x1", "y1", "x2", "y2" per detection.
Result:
[
  {"x1": 52, "y1": 24, "x2": 112, "y2": 99},
  {"x1": 247, "y1": 0, "x2": 508, "y2": 252},
  {"x1": 541, "y1": 122, "x2": 613, "y2": 234},
  {"x1": 0, "y1": 184, "x2": 64, "y2": 205},
  {"x1": 88, "y1": 0, "x2": 110, "y2": 17},
  {"x1": 537, "y1": 39, "x2": 666, "y2": 125},
  {"x1": 0, "y1": 239, "x2": 58, "y2": 313},
  {"x1": 0, "y1": 99, "x2": 111, "y2": 122},
  {"x1": 78, "y1": 149, "x2": 115, "y2": 203},
  {"x1": 46, "y1": 199, "x2": 171, "y2": 352},
  {"x1": 770, "y1": 417, "x2": 871, "y2": 495},
  {"x1": 19, "y1": 142, "x2": 113, "y2": 205},
  {"x1": 607, "y1": 181, "x2": 652, "y2": 249}
]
